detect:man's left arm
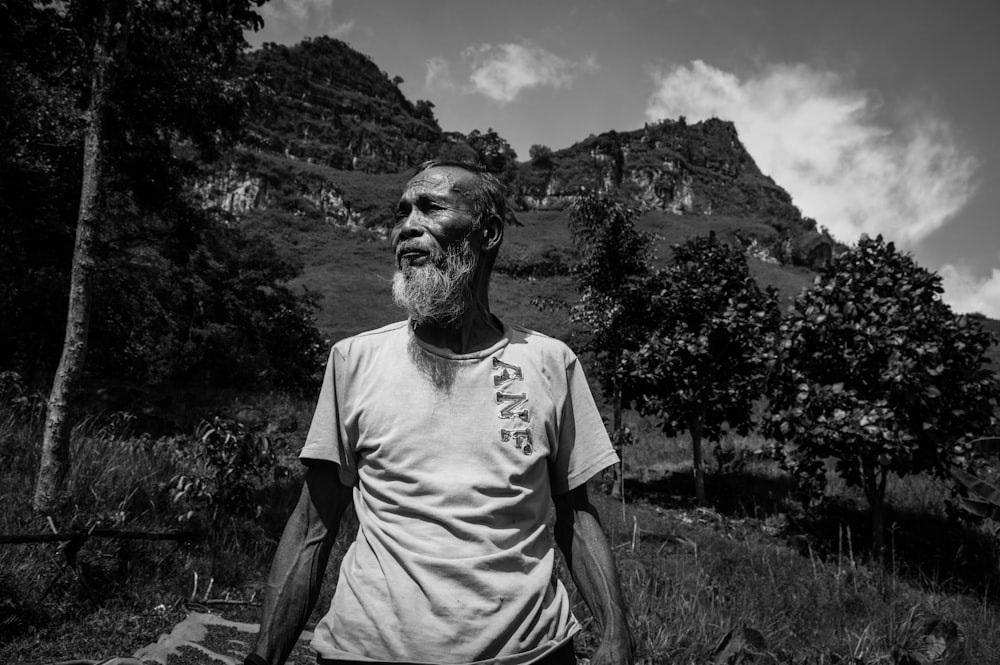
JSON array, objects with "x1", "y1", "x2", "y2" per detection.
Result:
[{"x1": 553, "y1": 483, "x2": 635, "y2": 665}]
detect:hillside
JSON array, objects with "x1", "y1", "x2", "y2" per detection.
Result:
[
  {"x1": 196, "y1": 36, "x2": 998, "y2": 372},
  {"x1": 212, "y1": 39, "x2": 831, "y2": 258},
  {"x1": 515, "y1": 119, "x2": 838, "y2": 270},
  {"x1": 240, "y1": 36, "x2": 444, "y2": 173}
]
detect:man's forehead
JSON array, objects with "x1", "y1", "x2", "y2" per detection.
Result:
[{"x1": 404, "y1": 167, "x2": 478, "y2": 197}]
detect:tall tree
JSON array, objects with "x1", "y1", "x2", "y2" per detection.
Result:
[
  {"x1": 624, "y1": 233, "x2": 779, "y2": 505},
  {"x1": 763, "y1": 235, "x2": 1000, "y2": 555},
  {"x1": 568, "y1": 191, "x2": 654, "y2": 497},
  {"x1": 466, "y1": 128, "x2": 519, "y2": 179},
  {"x1": 31, "y1": 0, "x2": 266, "y2": 513}
]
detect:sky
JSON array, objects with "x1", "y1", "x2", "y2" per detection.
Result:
[{"x1": 246, "y1": 0, "x2": 1000, "y2": 317}]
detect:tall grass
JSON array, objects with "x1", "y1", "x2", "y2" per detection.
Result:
[
  {"x1": 579, "y1": 485, "x2": 1000, "y2": 663},
  {"x1": 4, "y1": 392, "x2": 1000, "y2": 664},
  {"x1": 589, "y1": 424, "x2": 1000, "y2": 663},
  {"x1": 0, "y1": 392, "x2": 305, "y2": 658}
]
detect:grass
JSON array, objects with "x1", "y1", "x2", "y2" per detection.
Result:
[
  {"x1": 263, "y1": 203, "x2": 826, "y2": 355},
  {"x1": 4, "y1": 390, "x2": 1000, "y2": 664},
  {"x1": 0, "y1": 391, "x2": 308, "y2": 662},
  {"x1": 3, "y1": 198, "x2": 999, "y2": 661},
  {"x1": 586, "y1": 430, "x2": 1000, "y2": 663}
]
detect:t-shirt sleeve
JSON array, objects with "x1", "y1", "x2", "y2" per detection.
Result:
[
  {"x1": 549, "y1": 354, "x2": 620, "y2": 495},
  {"x1": 299, "y1": 344, "x2": 358, "y2": 487}
]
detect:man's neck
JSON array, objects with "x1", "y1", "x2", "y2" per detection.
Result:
[{"x1": 412, "y1": 291, "x2": 503, "y2": 355}]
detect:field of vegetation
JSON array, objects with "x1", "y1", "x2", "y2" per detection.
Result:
[
  {"x1": 5, "y1": 203, "x2": 1000, "y2": 664},
  {"x1": 4, "y1": 393, "x2": 1000, "y2": 664}
]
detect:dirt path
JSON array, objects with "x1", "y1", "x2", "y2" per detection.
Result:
[{"x1": 130, "y1": 611, "x2": 314, "y2": 665}]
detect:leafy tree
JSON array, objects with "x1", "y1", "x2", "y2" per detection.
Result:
[
  {"x1": 0, "y1": 2, "x2": 83, "y2": 381},
  {"x1": 90, "y1": 211, "x2": 324, "y2": 390},
  {"x1": 17, "y1": 0, "x2": 269, "y2": 513},
  {"x1": 435, "y1": 135, "x2": 479, "y2": 164},
  {"x1": 568, "y1": 191, "x2": 654, "y2": 497},
  {"x1": 763, "y1": 235, "x2": 1000, "y2": 554},
  {"x1": 623, "y1": 233, "x2": 780, "y2": 505},
  {"x1": 529, "y1": 144, "x2": 554, "y2": 170},
  {"x1": 466, "y1": 128, "x2": 519, "y2": 179}
]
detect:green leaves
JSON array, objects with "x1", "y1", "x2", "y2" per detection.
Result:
[
  {"x1": 763, "y1": 234, "x2": 1000, "y2": 515},
  {"x1": 622, "y1": 232, "x2": 780, "y2": 443},
  {"x1": 1, "y1": 0, "x2": 323, "y2": 391},
  {"x1": 568, "y1": 191, "x2": 655, "y2": 397}
]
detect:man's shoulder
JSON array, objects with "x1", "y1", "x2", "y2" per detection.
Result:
[
  {"x1": 507, "y1": 323, "x2": 578, "y2": 363},
  {"x1": 332, "y1": 320, "x2": 409, "y2": 357}
]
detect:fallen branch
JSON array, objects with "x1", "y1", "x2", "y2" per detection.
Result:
[{"x1": 0, "y1": 529, "x2": 198, "y2": 545}]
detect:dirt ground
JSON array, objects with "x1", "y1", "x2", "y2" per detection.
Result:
[{"x1": 131, "y1": 610, "x2": 315, "y2": 665}]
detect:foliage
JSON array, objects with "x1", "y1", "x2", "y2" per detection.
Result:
[
  {"x1": 623, "y1": 232, "x2": 780, "y2": 504},
  {"x1": 763, "y1": 235, "x2": 1000, "y2": 551},
  {"x1": 529, "y1": 144, "x2": 554, "y2": 170},
  {"x1": 464, "y1": 128, "x2": 519, "y2": 178},
  {"x1": 568, "y1": 192, "x2": 654, "y2": 390},
  {"x1": 91, "y1": 210, "x2": 326, "y2": 390},
  {"x1": 170, "y1": 417, "x2": 290, "y2": 522},
  {"x1": 242, "y1": 36, "x2": 443, "y2": 173},
  {"x1": 951, "y1": 437, "x2": 1000, "y2": 522},
  {"x1": 567, "y1": 192, "x2": 655, "y2": 495},
  {"x1": 0, "y1": 0, "x2": 324, "y2": 394}
]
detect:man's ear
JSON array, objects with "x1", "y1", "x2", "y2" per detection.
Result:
[{"x1": 481, "y1": 214, "x2": 504, "y2": 253}]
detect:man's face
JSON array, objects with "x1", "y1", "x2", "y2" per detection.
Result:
[
  {"x1": 390, "y1": 166, "x2": 483, "y2": 326},
  {"x1": 391, "y1": 166, "x2": 482, "y2": 270}
]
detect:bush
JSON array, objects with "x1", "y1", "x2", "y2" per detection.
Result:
[{"x1": 169, "y1": 416, "x2": 291, "y2": 524}]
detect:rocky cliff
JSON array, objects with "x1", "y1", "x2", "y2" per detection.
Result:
[
  {"x1": 197, "y1": 39, "x2": 836, "y2": 269},
  {"x1": 515, "y1": 118, "x2": 836, "y2": 268}
]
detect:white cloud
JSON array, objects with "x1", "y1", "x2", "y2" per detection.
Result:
[
  {"x1": 425, "y1": 56, "x2": 454, "y2": 91},
  {"x1": 258, "y1": 0, "x2": 354, "y2": 40},
  {"x1": 426, "y1": 43, "x2": 596, "y2": 103},
  {"x1": 938, "y1": 263, "x2": 1000, "y2": 317},
  {"x1": 328, "y1": 19, "x2": 355, "y2": 39},
  {"x1": 645, "y1": 60, "x2": 978, "y2": 247}
]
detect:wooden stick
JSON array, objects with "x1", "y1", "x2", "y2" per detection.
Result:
[{"x1": 0, "y1": 529, "x2": 197, "y2": 545}]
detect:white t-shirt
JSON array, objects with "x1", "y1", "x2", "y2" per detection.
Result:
[{"x1": 299, "y1": 320, "x2": 618, "y2": 664}]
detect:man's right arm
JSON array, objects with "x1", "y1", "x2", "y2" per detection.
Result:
[{"x1": 249, "y1": 461, "x2": 352, "y2": 665}]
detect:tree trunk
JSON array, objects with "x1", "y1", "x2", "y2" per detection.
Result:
[
  {"x1": 869, "y1": 490, "x2": 885, "y2": 562},
  {"x1": 610, "y1": 381, "x2": 624, "y2": 499},
  {"x1": 33, "y1": 4, "x2": 115, "y2": 513},
  {"x1": 690, "y1": 416, "x2": 706, "y2": 505},
  {"x1": 862, "y1": 460, "x2": 889, "y2": 561}
]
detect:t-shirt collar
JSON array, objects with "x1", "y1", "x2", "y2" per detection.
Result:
[{"x1": 409, "y1": 319, "x2": 511, "y2": 360}]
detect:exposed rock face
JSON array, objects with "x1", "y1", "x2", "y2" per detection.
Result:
[
  {"x1": 518, "y1": 118, "x2": 800, "y2": 221},
  {"x1": 193, "y1": 166, "x2": 267, "y2": 215},
  {"x1": 516, "y1": 118, "x2": 838, "y2": 269},
  {"x1": 519, "y1": 119, "x2": 802, "y2": 220},
  {"x1": 193, "y1": 159, "x2": 377, "y2": 235}
]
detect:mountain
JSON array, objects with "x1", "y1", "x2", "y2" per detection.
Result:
[
  {"x1": 515, "y1": 119, "x2": 837, "y2": 270},
  {"x1": 240, "y1": 36, "x2": 444, "y2": 173},
  {"x1": 191, "y1": 37, "x2": 841, "y2": 335},
  {"x1": 202, "y1": 38, "x2": 832, "y2": 266},
  {"x1": 190, "y1": 36, "x2": 997, "y2": 374}
]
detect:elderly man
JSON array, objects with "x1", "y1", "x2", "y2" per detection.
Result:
[{"x1": 247, "y1": 161, "x2": 633, "y2": 665}]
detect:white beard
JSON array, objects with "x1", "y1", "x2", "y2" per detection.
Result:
[{"x1": 392, "y1": 239, "x2": 477, "y2": 328}]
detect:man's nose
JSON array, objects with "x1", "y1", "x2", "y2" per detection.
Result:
[{"x1": 394, "y1": 211, "x2": 425, "y2": 243}]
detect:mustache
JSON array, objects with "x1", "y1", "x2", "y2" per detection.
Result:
[
  {"x1": 395, "y1": 240, "x2": 432, "y2": 257},
  {"x1": 395, "y1": 240, "x2": 441, "y2": 265}
]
